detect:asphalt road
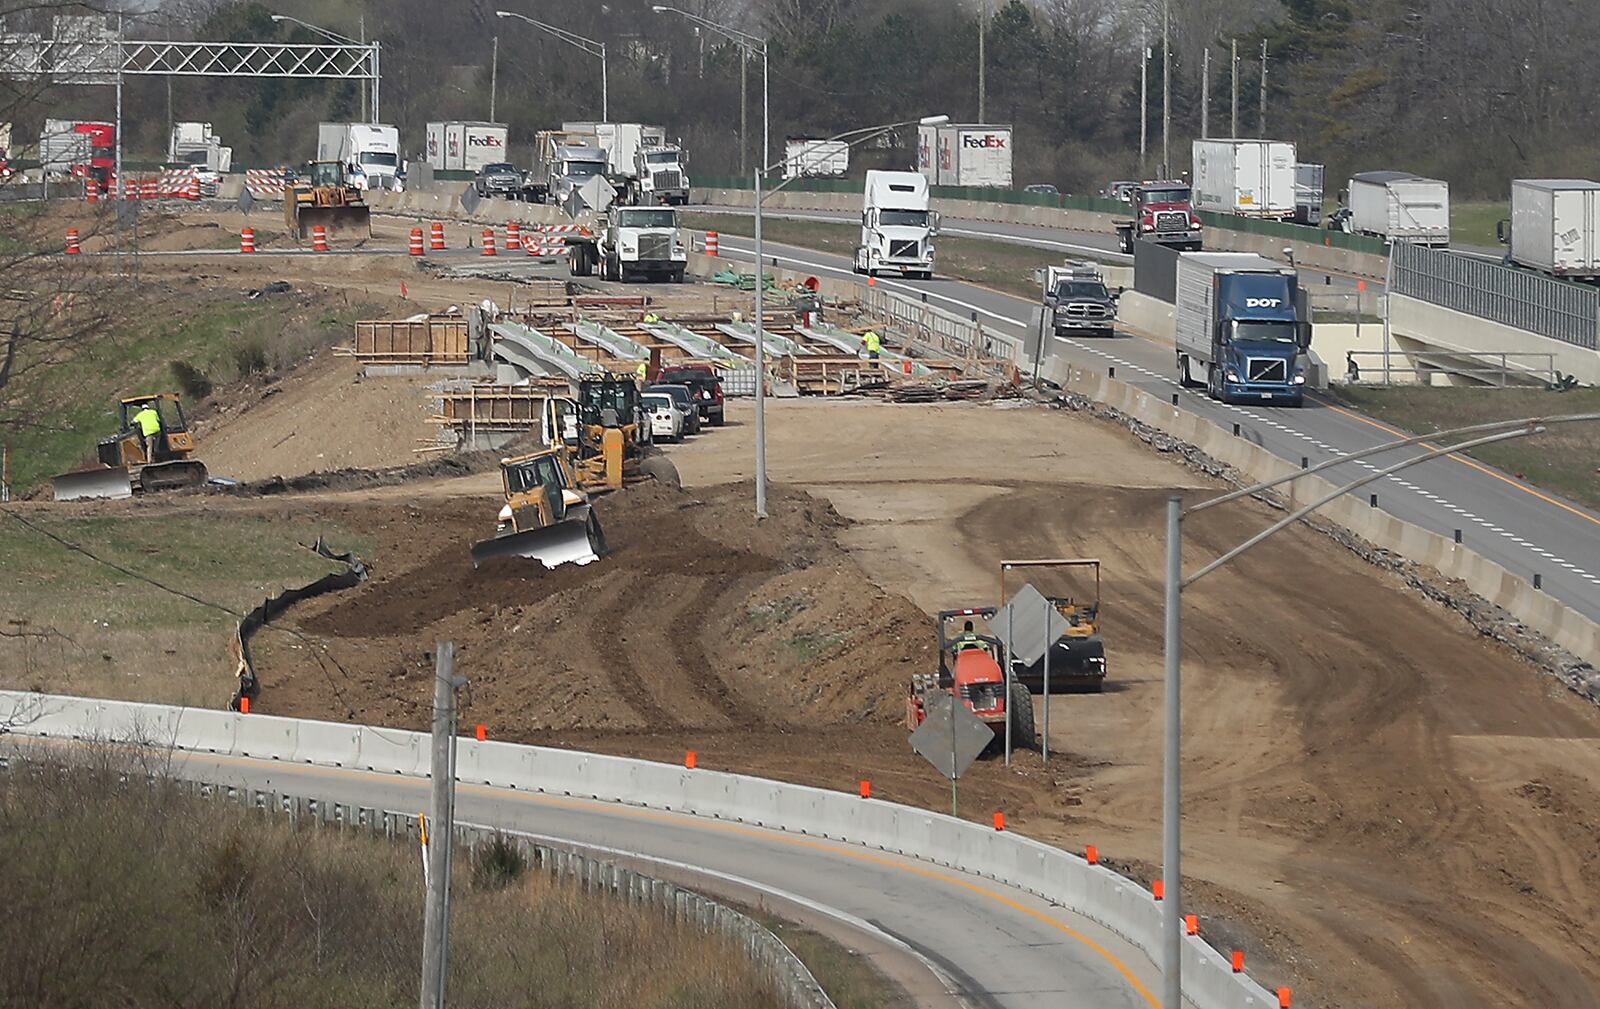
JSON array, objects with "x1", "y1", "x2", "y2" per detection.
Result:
[
  {"x1": 144, "y1": 747, "x2": 1166, "y2": 1009},
  {"x1": 709, "y1": 230, "x2": 1600, "y2": 627}
]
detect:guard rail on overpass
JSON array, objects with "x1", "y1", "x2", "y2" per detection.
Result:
[{"x1": 0, "y1": 690, "x2": 1280, "y2": 1009}]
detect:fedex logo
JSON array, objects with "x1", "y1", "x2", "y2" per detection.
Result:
[
  {"x1": 467, "y1": 135, "x2": 505, "y2": 148},
  {"x1": 962, "y1": 134, "x2": 1007, "y2": 149},
  {"x1": 1245, "y1": 298, "x2": 1282, "y2": 308}
]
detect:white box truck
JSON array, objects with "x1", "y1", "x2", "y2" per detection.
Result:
[
  {"x1": 1192, "y1": 139, "x2": 1297, "y2": 219},
  {"x1": 1346, "y1": 171, "x2": 1450, "y2": 246},
  {"x1": 853, "y1": 170, "x2": 938, "y2": 279},
  {"x1": 168, "y1": 122, "x2": 231, "y2": 173},
  {"x1": 784, "y1": 137, "x2": 849, "y2": 179},
  {"x1": 317, "y1": 122, "x2": 402, "y2": 191},
  {"x1": 562, "y1": 122, "x2": 666, "y2": 175},
  {"x1": 424, "y1": 121, "x2": 509, "y2": 173},
  {"x1": 1502, "y1": 179, "x2": 1600, "y2": 281},
  {"x1": 928, "y1": 124, "x2": 1012, "y2": 188}
]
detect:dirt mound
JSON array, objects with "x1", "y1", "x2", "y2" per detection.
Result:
[
  {"x1": 222, "y1": 451, "x2": 504, "y2": 498},
  {"x1": 258, "y1": 480, "x2": 929, "y2": 733}
]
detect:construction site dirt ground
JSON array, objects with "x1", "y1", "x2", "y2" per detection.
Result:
[{"x1": 206, "y1": 392, "x2": 1600, "y2": 1009}]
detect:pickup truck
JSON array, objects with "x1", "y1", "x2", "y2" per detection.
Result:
[{"x1": 1042, "y1": 264, "x2": 1116, "y2": 338}]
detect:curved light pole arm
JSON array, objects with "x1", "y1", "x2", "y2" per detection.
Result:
[
  {"x1": 270, "y1": 13, "x2": 358, "y2": 44},
  {"x1": 651, "y1": 4, "x2": 766, "y2": 53},
  {"x1": 761, "y1": 116, "x2": 944, "y2": 200},
  {"x1": 1184, "y1": 424, "x2": 1545, "y2": 589},
  {"x1": 496, "y1": 11, "x2": 607, "y2": 118}
]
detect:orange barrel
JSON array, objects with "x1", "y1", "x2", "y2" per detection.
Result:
[
  {"x1": 429, "y1": 221, "x2": 446, "y2": 250},
  {"x1": 481, "y1": 228, "x2": 497, "y2": 256},
  {"x1": 311, "y1": 225, "x2": 329, "y2": 252},
  {"x1": 409, "y1": 227, "x2": 425, "y2": 256},
  {"x1": 505, "y1": 221, "x2": 521, "y2": 250},
  {"x1": 705, "y1": 230, "x2": 719, "y2": 256},
  {"x1": 239, "y1": 227, "x2": 256, "y2": 253},
  {"x1": 64, "y1": 228, "x2": 81, "y2": 254}
]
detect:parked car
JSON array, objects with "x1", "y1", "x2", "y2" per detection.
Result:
[
  {"x1": 474, "y1": 161, "x2": 524, "y2": 199},
  {"x1": 1023, "y1": 183, "x2": 1059, "y2": 196},
  {"x1": 640, "y1": 392, "x2": 684, "y2": 442},
  {"x1": 655, "y1": 365, "x2": 725, "y2": 425},
  {"x1": 646, "y1": 383, "x2": 701, "y2": 435}
]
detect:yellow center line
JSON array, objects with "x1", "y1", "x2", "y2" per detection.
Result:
[
  {"x1": 1314, "y1": 399, "x2": 1600, "y2": 528},
  {"x1": 202, "y1": 750, "x2": 1162, "y2": 1007}
]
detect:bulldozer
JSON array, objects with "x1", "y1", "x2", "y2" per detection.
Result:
[
  {"x1": 283, "y1": 161, "x2": 372, "y2": 240},
  {"x1": 999, "y1": 559, "x2": 1107, "y2": 693},
  {"x1": 572, "y1": 372, "x2": 659, "y2": 492},
  {"x1": 470, "y1": 446, "x2": 607, "y2": 569},
  {"x1": 52, "y1": 393, "x2": 209, "y2": 501},
  {"x1": 907, "y1": 608, "x2": 1035, "y2": 753}
]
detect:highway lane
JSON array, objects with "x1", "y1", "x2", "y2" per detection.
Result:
[
  {"x1": 138, "y1": 747, "x2": 1165, "y2": 1009},
  {"x1": 713, "y1": 232, "x2": 1600, "y2": 626}
]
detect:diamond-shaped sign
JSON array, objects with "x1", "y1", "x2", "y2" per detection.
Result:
[
  {"x1": 987, "y1": 582, "x2": 1072, "y2": 667},
  {"x1": 459, "y1": 187, "x2": 481, "y2": 215},
  {"x1": 910, "y1": 694, "x2": 994, "y2": 780},
  {"x1": 236, "y1": 186, "x2": 255, "y2": 214}
]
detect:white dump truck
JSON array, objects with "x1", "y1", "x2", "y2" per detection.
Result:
[
  {"x1": 853, "y1": 170, "x2": 939, "y2": 279},
  {"x1": 565, "y1": 204, "x2": 687, "y2": 283}
]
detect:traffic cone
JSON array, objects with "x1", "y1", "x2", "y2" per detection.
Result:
[
  {"x1": 311, "y1": 225, "x2": 329, "y2": 252},
  {"x1": 429, "y1": 221, "x2": 446, "y2": 250},
  {"x1": 705, "y1": 231, "x2": 719, "y2": 256},
  {"x1": 239, "y1": 228, "x2": 256, "y2": 253},
  {"x1": 409, "y1": 227, "x2": 425, "y2": 256},
  {"x1": 64, "y1": 228, "x2": 81, "y2": 254},
  {"x1": 481, "y1": 229, "x2": 496, "y2": 256}
]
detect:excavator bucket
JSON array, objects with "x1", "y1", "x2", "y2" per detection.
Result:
[
  {"x1": 293, "y1": 204, "x2": 372, "y2": 240},
  {"x1": 469, "y1": 505, "x2": 606, "y2": 570},
  {"x1": 52, "y1": 466, "x2": 133, "y2": 501}
]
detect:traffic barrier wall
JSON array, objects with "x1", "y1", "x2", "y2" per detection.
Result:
[
  {"x1": 1, "y1": 689, "x2": 1277, "y2": 1009},
  {"x1": 1036, "y1": 359, "x2": 1600, "y2": 671}
]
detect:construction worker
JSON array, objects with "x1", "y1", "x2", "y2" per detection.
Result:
[
  {"x1": 636, "y1": 359, "x2": 649, "y2": 382},
  {"x1": 953, "y1": 620, "x2": 985, "y2": 652},
  {"x1": 862, "y1": 329, "x2": 882, "y2": 360},
  {"x1": 131, "y1": 401, "x2": 162, "y2": 461},
  {"x1": 643, "y1": 312, "x2": 660, "y2": 324}
]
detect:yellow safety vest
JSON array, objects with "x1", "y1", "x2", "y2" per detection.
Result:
[
  {"x1": 133, "y1": 408, "x2": 161, "y2": 437},
  {"x1": 643, "y1": 313, "x2": 660, "y2": 323},
  {"x1": 863, "y1": 331, "x2": 881, "y2": 353},
  {"x1": 636, "y1": 361, "x2": 648, "y2": 378}
]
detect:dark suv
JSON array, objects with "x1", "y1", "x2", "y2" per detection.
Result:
[{"x1": 656, "y1": 365, "x2": 725, "y2": 426}]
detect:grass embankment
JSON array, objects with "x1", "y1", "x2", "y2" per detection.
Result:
[
  {"x1": 1450, "y1": 200, "x2": 1508, "y2": 248},
  {"x1": 9, "y1": 290, "x2": 369, "y2": 492},
  {"x1": 682, "y1": 212, "x2": 1080, "y2": 300},
  {"x1": 0, "y1": 509, "x2": 371, "y2": 704},
  {"x1": 1334, "y1": 385, "x2": 1600, "y2": 510},
  {"x1": 0, "y1": 763, "x2": 784, "y2": 1009}
]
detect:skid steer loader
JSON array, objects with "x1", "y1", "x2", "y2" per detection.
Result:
[
  {"x1": 284, "y1": 161, "x2": 372, "y2": 240},
  {"x1": 469, "y1": 447, "x2": 607, "y2": 569},
  {"x1": 52, "y1": 393, "x2": 209, "y2": 501}
]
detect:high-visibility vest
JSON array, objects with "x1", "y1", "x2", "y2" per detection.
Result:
[
  {"x1": 863, "y1": 331, "x2": 881, "y2": 353},
  {"x1": 133, "y1": 408, "x2": 161, "y2": 436},
  {"x1": 636, "y1": 361, "x2": 648, "y2": 378}
]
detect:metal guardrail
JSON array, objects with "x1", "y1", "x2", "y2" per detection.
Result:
[
  {"x1": 0, "y1": 691, "x2": 1276, "y2": 1009},
  {"x1": 1343, "y1": 350, "x2": 1560, "y2": 387},
  {"x1": 1391, "y1": 242, "x2": 1600, "y2": 350},
  {"x1": 859, "y1": 284, "x2": 1023, "y2": 369}
]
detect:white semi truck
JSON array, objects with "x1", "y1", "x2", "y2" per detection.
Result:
[
  {"x1": 1499, "y1": 179, "x2": 1600, "y2": 281},
  {"x1": 1344, "y1": 171, "x2": 1450, "y2": 246},
  {"x1": 317, "y1": 122, "x2": 403, "y2": 191},
  {"x1": 168, "y1": 122, "x2": 232, "y2": 173},
  {"x1": 562, "y1": 122, "x2": 689, "y2": 205},
  {"x1": 1192, "y1": 139, "x2": 1297, "y2": 220},
  {"x1": 854, "y1": 170, "x2": 939, "y2": 279},
  {"x1": 565, "y1": 205, "x2": 687, "y2": 283}
]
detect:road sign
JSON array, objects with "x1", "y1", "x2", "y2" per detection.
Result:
[
  {"x1": 460, "y1": 187, "x2": 481, "y2": 214},
  {"x1": 909, "y1": 693, "x2": 993, "y2": 781},
  {"x1": 988, "y1": 582, "x2": 1072, "y2": 667}
]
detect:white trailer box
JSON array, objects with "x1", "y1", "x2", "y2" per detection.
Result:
[
  {"x1": 1192, "y1": 139, "x2": 1297, "y2": 219},
  {"x1": 1348, "y1": 171, "x2": 1450, "y2": 246},
  {"x1": 784, "y1": 137, "x2": 849, "y2": 179},
  {"x1": 40, "y1": 118, "x2": 95, "y2": 172},
  {"x1": 933, "y1": 124, "x2": 1012, "y2": 188},
  {"x1": 1508, "y1": 179, "x2": 1600, "y2": 279},
  {"x1": 916, "y1": 123, "x2": 937, "y2": 183},
  {"x1": 425, "y1": 121, "x2": 509, "y2": 172},
  {"x1": 562, "y1": 122, "x2": 666, "y2": 175}
]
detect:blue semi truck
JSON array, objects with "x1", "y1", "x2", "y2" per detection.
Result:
[{"x1": 1174, "y1": 252, "x2": 1312, "y2": 406}]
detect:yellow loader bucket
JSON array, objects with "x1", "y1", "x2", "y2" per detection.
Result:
[
  {"x1": 469, "y1": 506, "x2": 607, "y2": 570},
  {"x1": 293, "y1": 204, "x2": 372, "y2": 241}
]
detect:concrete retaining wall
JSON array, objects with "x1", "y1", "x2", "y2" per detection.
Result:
[
  {"x1": 1391, "y1": 295, "x2": 1600, "y2": 386},
  {"x1": 1036, "y1": 359, "x2": 1600, "y2": 668},
  {"x1": 0, "y1": 689, "x2": 1277, "y2": 1009}
]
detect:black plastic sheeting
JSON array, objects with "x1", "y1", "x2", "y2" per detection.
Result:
[{"x1": 229, "y1": 538, "x2": 369, "y2": 710}]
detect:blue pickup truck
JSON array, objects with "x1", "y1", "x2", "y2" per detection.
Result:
[{"x1": 1174, "y1": 253, "x2": 1312, "y2": 405}]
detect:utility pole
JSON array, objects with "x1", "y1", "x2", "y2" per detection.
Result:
[
  {"x1": 1231, "y1": 39, "x2": 1239, "y2": 137},
  {"x1": 1160, "y1": 0, "x2": 1170, "y2": 176},
  {"x1": 1139, "y1": 31, "x2": 1148, "y2": 172},
  {"x1": 977, "y1": 0, "x2": 987, "y2": 122},
  {"x1": 489, "y1": 36, "x2": 498, "y2": 121},
  {"x1": 359, "y1": 14, "x2": 367, "y2": 122},
  {"x1": 1200, "y1": 48, "x2": 1210, "y2": 139},
  {"x1": 419, "y1": 642, "x2": 461, "y2": 1009},
  {"x1": 739, "y1": 48, "x2": 748, "y2": 176},
  {"x1": 1258, "y1": 40, "x2": 1268, "y2": 137}
]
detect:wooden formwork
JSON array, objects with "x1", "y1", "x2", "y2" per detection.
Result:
[
  {"x1": 347, "y1": 317, "x2": 470, "y2": 365},
  {"x1": 432, "y1": 383, "x2": 568, "y2": 434}
]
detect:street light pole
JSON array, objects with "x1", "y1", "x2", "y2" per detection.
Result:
[
  {"x1": 1155, "y1": 415, "x2": 1593, "y2": 1009},
  {"x1": 489, "y1": 35, "x2": 498, "y2": 121},
  {"x1": 1160, "y1": 0, "x2": 1170, "y2": 176},
  {"x1": 494, "y1": 11, "x2": 608, "y2": 120}
]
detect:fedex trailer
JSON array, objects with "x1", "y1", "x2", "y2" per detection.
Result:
[
  {"x1": 425, "y1": 121, "x2": 509, "y2": 173},
  {"x1": 918, "y1": 124, "x2": 1012, "y2": 188}
]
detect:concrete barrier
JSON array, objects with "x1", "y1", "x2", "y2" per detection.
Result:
[
  {"x1": 1037, "y1": 358, "x2": 1600, "y2": 670},
  {"x1": 0, "y1": 689, "x2": 1276, "y2": 1009}
]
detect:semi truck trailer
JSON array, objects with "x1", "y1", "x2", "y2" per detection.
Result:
[
  {"x1": 1175, "y1": 252, "x2": 1310, "y2": 406},
  {"x1": 1345, "y1": 171, "x2": 1450, "y2": 246},
  {"x1": 424, "y1": 121, "x2": 509, "y2": 173},
  {"x1": 317, "y1": 122, "x2": 402, "y2": 191},
  {"x1": 1192, "y1": 139, "x2": 1297, "y2": 220},
  {"x1": 1498, "y1": 179, "x2": 1600, "y2": 281}
]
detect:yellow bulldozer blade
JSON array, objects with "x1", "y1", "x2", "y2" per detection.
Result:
[
  {"x1": 293, "y1": 204, "x2": 372, "y2": 241},
  {"x1": 469, "y1": 506, "x2": 607, "y2": 570},
  {"x1": 52, "y1": 466, "x2": 135, "y2": 501}
]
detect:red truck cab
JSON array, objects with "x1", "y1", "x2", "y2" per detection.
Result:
[{"x1": 1115, "y1": 180, "x2": 1203, "y2": 254}]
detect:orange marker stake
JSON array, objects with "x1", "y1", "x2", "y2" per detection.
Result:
[
  {"x1": 239, "y1": 696, "x2": 250, "y2": 714},
  {"x1": 684, "y1": 750, "x2": 697, "y2": 769},
  {"x1": 992, "y1": 811, "x2": 1005, "y2": 831},
  {"x1": 859, "y1": 779, "x2": 871, "y2": 798},
  {"x1": 474, "y1": 723, "x2": 486, "y2": 742},
  {"x1": 1231, "y1": 950, "x2": 1245, "y2": 973},
  {"x1": 1152, "y1": 879, "x2": 1164, "y2": 900},
  {"x1": 1084, "y1": 844, "x2": 1099, "y2": 865},
  {"x1": 1184, "y1": 913, "x2": 1198, "y2": 935},
  {"x1": 1277, "y1": 987, "x2": 1292, "y2": 1008}
]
